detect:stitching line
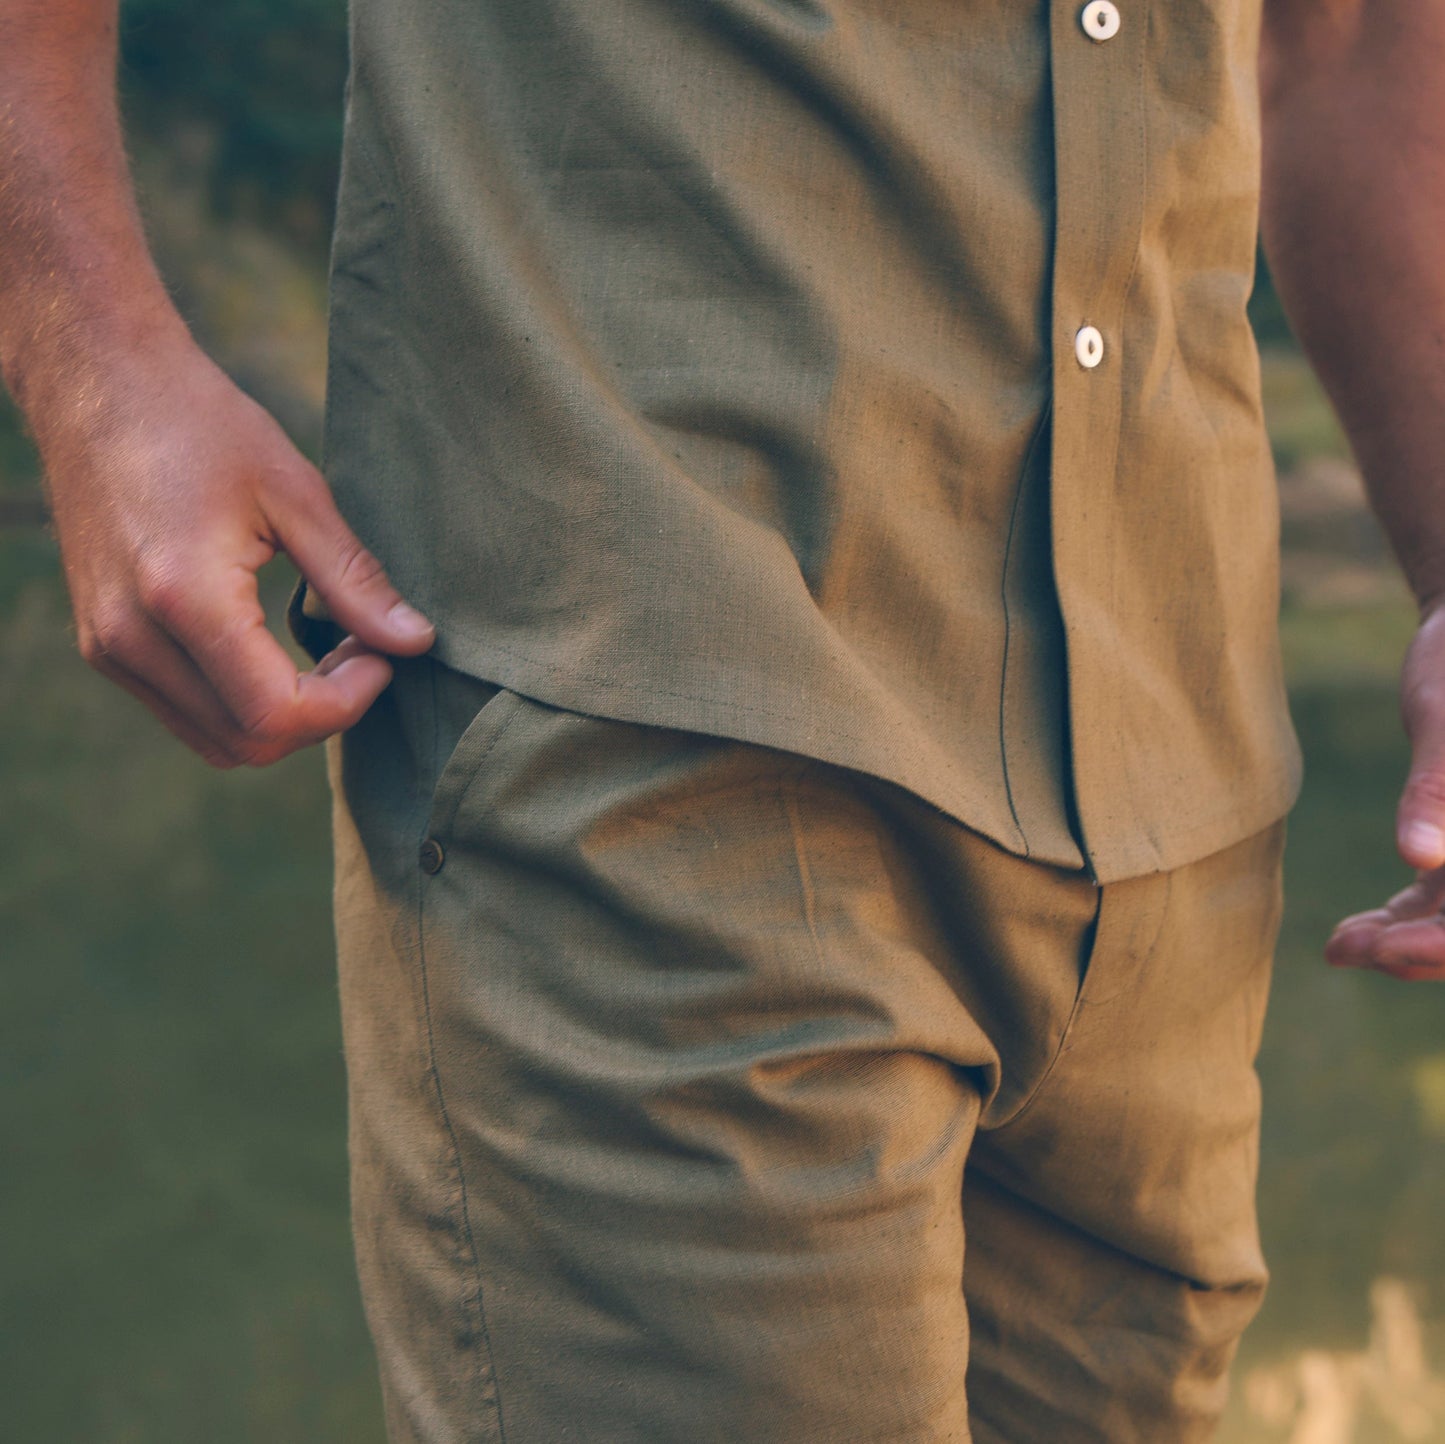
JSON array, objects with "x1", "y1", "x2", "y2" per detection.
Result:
[
  {"x1": 414, "y1": 668, "x2": 513, "y2": 1444},
  {"x1": 413, "y1": 913, "x2": 510, "y2": 1442}
]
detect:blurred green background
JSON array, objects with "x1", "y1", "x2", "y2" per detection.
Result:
[{"x1": 2, "y1": 7, "x2": 1443, "y2": 1441}]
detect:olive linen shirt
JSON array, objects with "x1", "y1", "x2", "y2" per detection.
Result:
[{"x1": 305, "y1": 0, "x2": 1300, "y2": 883}]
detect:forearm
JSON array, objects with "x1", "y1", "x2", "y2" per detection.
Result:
[
  {"x1": 1261, "y1": 1, "x2": 1445, "y2": 609},
  {"x1": 0, "y1": 0, "x2": 188, "y2": 447}
]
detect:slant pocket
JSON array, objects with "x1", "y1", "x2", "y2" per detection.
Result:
[{"x1": 424, "y1": 666, "x2": 524, "y2": 842}]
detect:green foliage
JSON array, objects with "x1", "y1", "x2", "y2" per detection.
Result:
[{"x1": 119, "y1": 0, "x2": 348, "y2": 253}]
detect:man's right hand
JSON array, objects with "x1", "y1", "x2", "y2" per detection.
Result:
[
  {"x1": 0, "y1": 0, "x2": 435, "y2": 768},
  {"x1": 43, "y1": 337, "x2": 436, "y2": 768}
]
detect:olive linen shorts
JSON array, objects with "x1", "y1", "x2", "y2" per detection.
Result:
[{"x1": 327, "y1": 656, "x2": 1285, "y2": 1444}]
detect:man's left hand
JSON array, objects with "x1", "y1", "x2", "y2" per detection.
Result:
[{"x1": 1328, "y1": 603, "x2": 1445, "y2": 979}]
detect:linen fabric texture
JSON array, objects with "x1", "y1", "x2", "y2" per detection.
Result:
[
  {"x1": 304, "y1": 0, "x2": 1301, "y2": 883},
  {"x1": 329, "y1": 656, "x2": 1285, "y2": 1443},
  {"x1": 298, "y1": 0, "x2": 1300, "y2": 1434}
]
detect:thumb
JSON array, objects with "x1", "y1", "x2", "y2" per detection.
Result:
[
  {"x1": 1398, "y1": 616, "x2": 1445, "y2": 870},
  {"x1": 268, "y1": 464, "x2": 435, "y2": 656},
  {"x1": 1397, "y1": 735, "x2": 1445, "y2": 867}
]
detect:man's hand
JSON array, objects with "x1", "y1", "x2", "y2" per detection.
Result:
[
  {"x1": 1326, "y1": 871, "x2": 1445, "y2": 981},
  {"x1": 1327, "y1": 604, "x2": 1445, "y2": 978},
  {"x1": 45, "y1": 337, "x2": 435, "y2": 768},
  {"x1": 0, "y1": 0, "x2": 432, "y2": 769}
]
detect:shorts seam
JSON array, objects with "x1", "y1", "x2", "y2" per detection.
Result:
[{"x1": 414, "y1": 664, "x2": 510, "y2": 1443}]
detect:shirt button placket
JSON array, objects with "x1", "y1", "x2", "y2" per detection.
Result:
[
  {"x1": 1053, "y1": 0, "x2": 1146, "y2": 868},
  {"x1": 1075, "y1": 4, "x2": 1116, "y2": 374}
]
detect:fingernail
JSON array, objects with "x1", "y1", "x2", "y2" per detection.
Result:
[{"x1": 388, "y1": 601, "x2": 434, "y2": 637}]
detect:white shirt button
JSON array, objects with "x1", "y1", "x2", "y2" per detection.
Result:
[
  {"x1": 1075, "y1": 325, "x2": 1105, "y2": 369},
  {"x1": 1081, "y1": 1, "x2": 1121, "y2": 42}
]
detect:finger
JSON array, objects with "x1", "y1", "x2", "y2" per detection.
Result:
[
  {"x1": 1379, "y1": 865, "x2": 1445, "y2": 919},
  {"x1": 1369, "y1": 916, "x2": 1445, "y2": 969},
  {"x1": 1325, "y1": 914, "x2": 1389, "y2": 969},
  {"x1": 312, "y1": 631, "x2": 378, "y2": 678},
  {"x1": 1363, "y1": 958, "x2": 1445, "y2": 984},
  {"x1": 1327, "y1": 915, "x2": 1445, "y2": 978},
  {"x1": 263, "y1": 468, "x2": 435, "y2": 656},
  {"x1": 159, "y1": 564, "x2": 395, "y2": 759},
  {"x1": 1398, "y1": 794, "x2": 1445, "y2": 872},
  {"x1": 1397, "y1": 618, "x2": 1445, "y2": 869}
]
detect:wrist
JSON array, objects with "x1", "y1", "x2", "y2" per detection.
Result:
[{"x1": 6, "y1": 294, "x2": 198, "y2": 454}]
